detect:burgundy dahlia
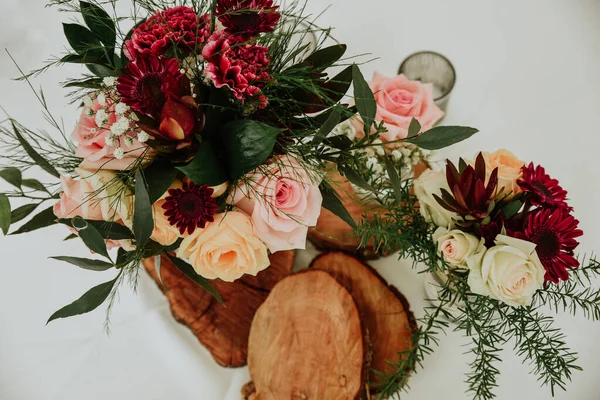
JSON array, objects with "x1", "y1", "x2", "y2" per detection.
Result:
[
  {"x1": 216, "y1": 0, "x2": 281, "y2": 36},
  {"x1": 514, "y1": 207, "x2": 583, "y2": 283},
  {"x1": 162, "y1": 182, "x2": 220, "y2": 235},
  {"x1": 125, "y1": 7, "x2": 210, "y2": 60},
  {"x1": 518, "y1": 163, "x2": 571, "y2": 210},
  {"x1": 202, "y1": 32, "x2": 271, "y2": 107},
  {"x1": 116, "y1": 56, "x2": 189, "y2": 116}
]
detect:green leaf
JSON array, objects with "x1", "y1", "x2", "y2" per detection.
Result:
[
  {"x1": 10, "y1": 203, "x2": 39, "y2": 224},
  {"x1": 80, "y1": 1, "x2": 116, "y2": 49},
  {"x1": 60, "y1": 53, "x2": 105, "y2": 65},
  {"x1": 408, "y1": 118, "x2": 422, "y2": 138},
  {"x1": 405, "y1": 126, "x2": 479, "y2": 150},
  {"x1": 221, "y1": 120, "x2": 283, "y2": 179},
  {"x1": 21, "y1": 179, "x2": 47, "y2": 193},
  {"x1": 11, "y1": 122, "x2": 60, "y2": 178},
  {"x1": 502, "y1": 200, "x2": 523, "y2": 220},
  {"x1": 47, "y1": 276, "x2": 118, "y2": 323},
  {"x1": 51, "y1": 256, "x2": 114, "y2": 271},
  {"x1": 0, "y1": 194, "x2": 10, "y2": 235},
  {"x1": 62, "y1": 23, "x2": 102, "y2": 55},
  {"x1": 383, "y1": 156, "x2": 403, "y2": 206},
  {"x1": 134, "y1": 170, "x2": 154, "y2": 247},
  {"x1": 338, "y1": 166, "x2": 374, "y2": 192},
  {"x1": 352, "y1": 64, "x2": 377, "y2": 134},
  {"x1": 11, "y1": 206, "x2": 57, "y2": 235},
  {"x1": 0, "y1": 167, "x2": 22, "y2": 188},
  {"x1": 144, "y1": 160, "x2": 178, "y2": 203},
  {"x1": 86, "y1": 64, "x2": 117, "y2": 77},
  {"x1": 176, "y1": 141, "x2": 228, "y2": 186},
  {"x1": 323, "y1": 135, "x2": 353, "y2": 150},
  {"x1": 64, "y1": 233, "x2": 79, "y2": 241},
  {"x1": 59, "y1": 218, "x2": 134, "y2": 240},
  {"x1": 303, "y1": 44, "x2": 347, "y2": 70},
  {"x1": 166, "y1": 254, "x2": 224, "y2": 304},
  {"x1": 312, "y1": 108, "x2": 341, "y2": 145},
  {"x1": 72, "y1": 216, "x2": 110, "y2": 259},
  {"x1": 319, "y1": 182, "x2": 356, "y2": 228}
]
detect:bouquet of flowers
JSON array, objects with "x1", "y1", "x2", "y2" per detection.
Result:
[{"x1": 354, "y1": 149, "x2": 600, "y2": 399}]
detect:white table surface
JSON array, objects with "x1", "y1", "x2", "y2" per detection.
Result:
[{"x1": 1, "y1": 0, "x2": 600, "y2": 399}]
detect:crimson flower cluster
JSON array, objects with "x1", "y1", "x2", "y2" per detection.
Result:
[
  {"x1": 436, "y1": 153, "x2": 583, "y2": 284},
  {"x1": 216, "y1": 0, "x2": 281, "y2": 36}
]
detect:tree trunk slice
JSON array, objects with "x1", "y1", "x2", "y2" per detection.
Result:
[
  {"x1": 310, "y1": 252, "x2": 416, "y2": 389},
  {"x1": 142, "y1": 250, "x2": 295, "y2": 368},
  {"x1": 247, "y1": 270, "x2": 368, "y2": 400},
  {"x1": 308, "y1": 162, "x2": 429, "y2": 259}
]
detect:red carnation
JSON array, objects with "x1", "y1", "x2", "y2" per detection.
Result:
[
  {"x1": 514, "y1": 208, "x2": 583, "y2": 283},
  {"x1": 162, "y1": 182, "x2": 220, "y2": 235},
  {"x1": 216, "y1": 0, "x2": 280, "y2": 37},
  {"x1": 202, "y1": 32, "x2": 271, "y2": 107},
  {"x1": 125, "y1": 7, "x2": 210, "y2": 60},
  {"x1": 117, "y1": 56, "x2": 189, "y2": 116},
  {"x1": 518, "y1": 163, "x2": 571, "y2": 210}
]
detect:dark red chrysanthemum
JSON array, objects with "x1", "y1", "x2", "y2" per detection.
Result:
[
  {"x1": 116, "y1": 56, "x2": 189, "y2": 116},
  {"x1": 216, "y1": 0, "x2": 280, "y2": 37},
  {"x1": 518, "y1": 163, "x2": 571, "y2": 210},
  {"x1": 514, "y1": 207, "x2": 583, "y2": 283},
  {"x1": 202, "y1": 32, "x2": 271, "y2": 107},
  {"x1": 125, "y1": 7, "x2": 210, "y2": 60},
  {"x1": 162, "y1": 182, "x2": 220, "y2": 235}
]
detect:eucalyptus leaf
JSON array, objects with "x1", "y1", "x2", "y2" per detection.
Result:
[
  {"x1": 59, "y1": 218, "x2": 134, "y2": 240},
  {"x1": 312, "y1": 108, "x2": 341, "y2": 145},
  {"x1": 47, "y1": 276, "x2": 118, "y2": 323},
  {"x1": 21, "y1": 179, "x2": 47, "y2": 193},
  {"x1": 10, "y1": 203, "x2": 39, "y2": 224},
  {"x1": 72, "y1": 216, "x2": 110, "y2": 259},
  {"x1": 166, "y1": 254, "x2": 224, "y2": 304},
  {"x1": 352, "y1": 64, "x2": 377, "y2": 134},
  {"x1": 221, "y1": 120, "x2": 283, "y2": 179},
  {"x1": 408, "y1": 118, "x2": 422, "y2": 138},
  {"x1": 319, "y1": 182, "x2": 356, "y2": 228},
  {"x1": 338, "y1": 166, "x2": 374, "y2": 192},
  {"x1": 405, "y1": 126, "x2": 479, "y2": 150},
  {"x1": 0, "y1": 194, "x2": 10, "y2": 235},
  {"x1": 11, "y1": 122, "x2": 60, "y2": 178},
  {"x1": 80, "y1": 1, "x2": 116, "y2": 50},
  {"x1": 0, "y1": 167, "x2": 22, "y2": 188},
  {"x1": 176, "y1": 141, "x2": 228, "y2": 186},
  {"x1": 383, "y1": 156, "x2": 403, "y2": 206},
  {"x1": 11, "y1": 206, "x2": 57, "y2": 235},
  {"x1": 134, "y1": 170, "x2": 154, "y2": 247},
  {"x1": 51, "y1": 256, "x2": 114, "y2": 271},
  {"x1": 144, "y1": 160, "x2": 178, "y2": 203}
]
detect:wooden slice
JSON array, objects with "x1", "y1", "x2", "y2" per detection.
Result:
[
  {"x1": 310, "y1": 252, "x2": 416, "y2": 389},
  {"x1": 308, "y1": 162, "x2": 428, "y2": 259},
  {"x1": 247, "y1": 270, "x2": 367, "y2": 400},
  {"x1": 142, "y1": 250, "x2": 295, "y2": 368}
]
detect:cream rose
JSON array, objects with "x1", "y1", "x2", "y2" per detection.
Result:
[
  {"x1": 53, "y1": 168, "x2": 134, "y2": 249},
  {"x1": 433, "y1": 227, "x2": 484, "y2": 270},
  {"x1": 176, "y1": 212, "x2": 270, "y2": 282},
  {"x1": 466, "y1": 235, "x2": 545, "y2": 307},
  {"x1": 414, "y1": 168, "x2": 459, "y2": 228},
  {"x1": 480, "y1": 149, "x2": 525, "y2": 197}
]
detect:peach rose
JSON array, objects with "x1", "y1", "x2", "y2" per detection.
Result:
[
  {"x1": 53, "y1": 168, "x2": 134, "y2": 250},
  {"x1": 72, "y1": 97, "x2": 148, "y2": 171},
  {"x1": 176, "y1": 212, "x2": 270, "y2": 282},
  {"x1": 480, "y1": 149, "x2": 526, "y2": 197},
  {"x1": 232, "y1": 156, "x2": 323, "y2": 252},
  {"x1": 355, "y1": 72, "x2": 444, "y2": 142}
]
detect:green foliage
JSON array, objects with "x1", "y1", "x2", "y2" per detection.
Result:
[
  {"x1": 0, "y1": 194, "x2": 9, "y2": 235},
  {"x1": 405, "y1": 125, "x2": 479, "y2": 150},
  {"x1": 299, "y1": 44, "x2": 347, "y2": 72},
  {"x1": 221, "y1": 120, "x2": 283, "y2": 179},
  {"x1": 59, "y1": 218, "x2": 134, "y2": 240},
  {"x1": 80, "y1": 1, "x2": 116, "y2": 51},
  {"x1": 319, "y1": 182, "x2": 356, "y2": 229},
  {"x1": 72, "y1": 216, "x2": 110, "y2": 259},
  {"x1": 11, "y1": 204, "x2": 39, "y2": 224},
  {"x1": 134, "y1": 170, "x2": 154, "y2": 247},
  {"x1": 166, "y1": 254, "x2": 223, "y2": 304},
  {"x1": 21, "y1": 179, "x2": 48, "y2": 193},
  {"x1": 176, "y1": 141, "x2": 228, "y2": 186},
  {"x1": 144, "y1": 160, "x2": 178, "y2": 203},
  {"x1": 408, "y1": 118, "x2": 421, "y2": 138},
  {"x1": 312, "y1": 108, "x2": 341, "y2": 145},
  {"x1": 11, "y1": 206, "x2": 57, "y2": 235},
  {"x1": 0, "y1": 167, "x2": 22, "y2": 188},
  {"x1": 10, "y1": 121, "x2": 61, "y2": 178},
  {"x1": 47, "y1": 274, "x2": 119, "y2": 323},
  {"x1": 51, "y1": 256, "x2": 114, "y2": 271},
  {"x1": 352, "y1": 64, "x2": 377, "y2": 134}
]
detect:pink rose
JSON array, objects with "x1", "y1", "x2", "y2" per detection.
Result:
[
  {"x1": 72, "y1": 98, "x2": 148, "y2": 171},
  {"x1": 53, "y1": 168, "x2": 134, "y2": 250},
  {"x1": 357, "y1": 72, "x2": 444, "y2": 142},
  {"x1": 232, "y1": 156, "x2": 323, "y2": 252}
]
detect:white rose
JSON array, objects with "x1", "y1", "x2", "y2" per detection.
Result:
[
  {"x1": 433, "y1": 227, "x2": 484, "y2": 270},
  {"x1": 414, "y1": 168, "x2": 459, "y2": 228},
  {"x1": 466, "y1": 235, "x2": 545, "y2": 307}
]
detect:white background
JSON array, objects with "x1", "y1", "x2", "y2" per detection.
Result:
[{"x1": 1, "y1": 0, "x2": 600, "y2": 399}]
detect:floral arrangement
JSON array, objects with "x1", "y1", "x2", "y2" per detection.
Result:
[{"x1": 354, "y1": 148, "x2": 600, "y2": 399}]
